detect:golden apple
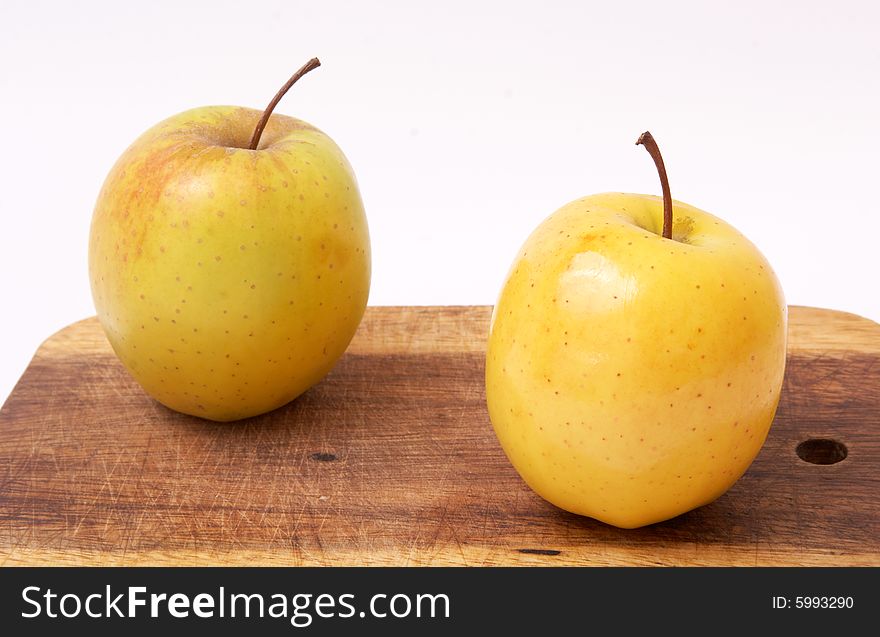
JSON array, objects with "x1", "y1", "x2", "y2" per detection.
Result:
[
  {"x1": 89, "y1": 60, "x2": 370, "y2": 421},
  {"x1": 485, "y1": 133, "x2": 786, "y2": 528}
]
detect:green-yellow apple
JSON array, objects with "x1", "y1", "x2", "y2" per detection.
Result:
[
  {"x1": 89, "y1": 59, "x2": 370, "y2": 421},
  {"x1": 485, "y1": 132, "x2": 786, "y2": 528}
]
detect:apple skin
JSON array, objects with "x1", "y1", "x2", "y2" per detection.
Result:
[
  {"x1": 486, "y1": 193, "x2": 786, "y2": 528},
  {"x1": 89, "y1": 106, "x2": 370, "y2": 421}
]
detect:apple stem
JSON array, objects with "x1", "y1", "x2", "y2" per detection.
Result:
[
  {"x1": 636, "y1": 131, "x2": 673, "y2": 240},
  {"x1": 248, "y1": 57, "x2": 322, "y2": 151}
]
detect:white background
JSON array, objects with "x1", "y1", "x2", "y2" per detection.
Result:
[{"x1": 1, "y1": 0, "x2": 878, "y2": 405}]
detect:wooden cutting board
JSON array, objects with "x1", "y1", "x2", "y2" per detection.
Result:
[{"x1": 1, "y1": 306, "x2": 878, "y2": 566}]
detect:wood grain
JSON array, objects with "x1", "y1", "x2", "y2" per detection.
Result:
[{"x1": 1, "y1": 306, "x2": 878, "y2": 566}]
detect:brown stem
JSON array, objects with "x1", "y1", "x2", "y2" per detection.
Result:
[
  {"x1": 248, "y1": 57, "x2": 321, "y2": 150},
  {"x1": 636, "y1": 131, "x2": 673, "y2": 240}
]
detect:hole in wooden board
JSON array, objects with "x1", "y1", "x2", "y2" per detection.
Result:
[{"x1": 796, "y1": 439, "x2": 848, "y2": 465}]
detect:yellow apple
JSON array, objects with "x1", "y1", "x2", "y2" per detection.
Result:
[
  {"x1": 485, "y1": 133, "x2": 786, "y2": 528},
  {"x1": 89, "y1": 59, "x2": 370, "y2": 421}
]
